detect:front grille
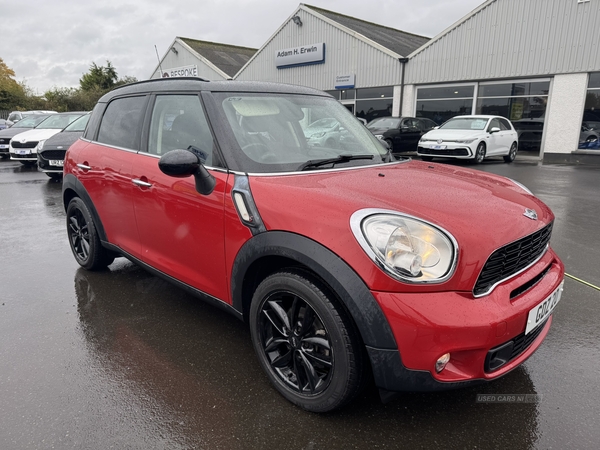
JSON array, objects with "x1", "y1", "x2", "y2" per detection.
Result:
[
  {"x1": 11, "y1": 141, "x2": 38, "y2": 149},
  {"x1": 418, "y1": 147, "x2": 470, "y2": 156},
  {"x1": 39, "y1": 150, "x2": 66, "y2": 159},
  {"x1": 484, "y1": 318, "x2": 548, "y2": 373},
  {"x1": 474, "y1": 222, "x2": 553, "y2": 297},
  {"x1": 0, "y1": 138, "x2": 9, "y2": 145}
]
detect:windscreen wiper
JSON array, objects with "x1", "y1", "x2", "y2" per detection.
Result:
[{"x1": 298, "y1": 154, "x2": 374, "y2": 171}]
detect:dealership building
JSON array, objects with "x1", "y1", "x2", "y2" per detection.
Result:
[{"x1": 153, "y1": 0, "x2": 600, "y2": 164}]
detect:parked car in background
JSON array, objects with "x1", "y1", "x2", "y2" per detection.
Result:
[
  {"x1": 367, "y1": 116, "x2": 437, "y2": 153},
  {"x1": 303, "y1": 117, "x2": 341, "y2": 148},
  {"x1": 6, "y1": 110, "x2": 57, "y2": 127},
  {"x1": 9, "y1": 112, "x2": 86, "y2": 165},
  {"x1": 578, "y1": 122, "x2": 600, "y2": 150},
  {"x1": 418, "y1": 115, "x2": 519, "y2": 164},
  {"x1": 512, "y1": 117, "x2": 544, "y2": 151},
  {"x1": 0, "y1": 119, "x2": 8, "y2": 130},
  {"x1": 38, "y1": 113, "x2": 90, "y2": 179},
  {"x1": 63, "y1": 78, "x2": 563, "y2": 412},
  {"x1": 0, "y1": 114, "x2": 55, "y2": 158}
]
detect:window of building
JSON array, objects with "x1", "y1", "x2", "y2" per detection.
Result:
[
  {"x1": 580, "y1": 73, "x2": 600, "y2": 150},
  {"x1": 416, "y1": 85, "x2": 475, "y2": 125},
  {"x1": 355, "y1": 86, "x2": 393, "y2": 123}
]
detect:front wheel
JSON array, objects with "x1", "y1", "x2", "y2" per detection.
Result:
[
  {"x1": 473, "y1": 142, "x2": 486, "y2": 164},
  {"x1": 504, "y1": 142, "x2": 518, "y2": 163},
  {"x1": 66, "y1": 197, "x2": 115, "y2": 270},
  {"x1": 249, "y1": 270, "x2": 364, "y2": 413}
]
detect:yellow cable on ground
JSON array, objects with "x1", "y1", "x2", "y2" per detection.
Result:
[{"x1": 565, "y1": 273, "x2": 600, "y2": 292}]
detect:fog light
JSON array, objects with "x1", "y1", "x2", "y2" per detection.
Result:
[{"x1": 435, "y1": 353, "x2": 451, "y2": 373}]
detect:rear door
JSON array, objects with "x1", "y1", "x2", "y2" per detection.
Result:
[{"x1": 73, "y1": 95, "x2": 148, "y2": 257}]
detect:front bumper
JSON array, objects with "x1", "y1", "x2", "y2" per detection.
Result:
[
  {"x1": 368, "y1": 248, "x2": 563, "y2": 391},
  {"x1": 37, "y1": 150, "x2": 65, "y2": 173},
  {"x1": 417, "y1": 142, "x2": 475, "y2": 159},
  {"x1": 10, "y1": 150, "x2": 37, "y2": 161}
]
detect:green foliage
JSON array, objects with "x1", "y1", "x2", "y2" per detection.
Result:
[{"x1": 1, "y1": 59, "x2": 137, "y2": 113}]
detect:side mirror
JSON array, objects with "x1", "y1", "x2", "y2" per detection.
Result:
[
  {"x1": 489, "y1": 127, "x2": 501, "y2": 134},
  {"x1": 434, "y1": 126, "x2": 440, "y2": 130},
  {"x1": 159, "y1": 149, "x2": 215, "y2": 195}
]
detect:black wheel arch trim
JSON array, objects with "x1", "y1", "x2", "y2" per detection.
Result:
[
  {"x1": 231, "y1": 230, "x2": 397, "y2": 350},
  {"x1": 62, "y1": 173, "x2": 108, "y2": 242}
]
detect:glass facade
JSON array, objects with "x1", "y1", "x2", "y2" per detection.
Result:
[
  {"x1": 581, "y1": 73, "x2": 600, "y2": 150},
  {"x1": 416, "y1": 86, "x2": 474, "y2": 125},
  {"x1": 329, "y1": 86, "x2": 393, "y2": 124}
]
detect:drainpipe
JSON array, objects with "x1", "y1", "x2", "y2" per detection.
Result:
[{"x1": 398, "y1": 57, "x2": 409, "y2": 117}]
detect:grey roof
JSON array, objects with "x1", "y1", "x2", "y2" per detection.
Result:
[
  {"x1": 179, "y1": 38, "x2": 257, "y2": 77},
  {"x1": 304, "y1": 4, "x2": 430, "y2": 57}
]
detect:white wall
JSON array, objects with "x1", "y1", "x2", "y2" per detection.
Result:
[
  {"x1": 543, "y1": 73, "x2": 588, "y2": 155},
  {"x1": 401, "y1": 84, "x2": 416, "y2": 117}
]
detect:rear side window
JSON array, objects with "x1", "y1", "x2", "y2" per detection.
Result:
[
  {"x1": 499, "y1": 118, "x2": 512, "y2": 130},
  {"x1": 97, "y1": 96, "x2": 147, "y2": 151}
]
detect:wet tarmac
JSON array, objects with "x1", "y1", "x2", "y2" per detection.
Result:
[{"x1": 1, "y1": 156, "x2": 599, "y2": 449}]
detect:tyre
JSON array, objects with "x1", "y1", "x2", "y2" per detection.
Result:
[
  {"x1": 504, "y1": 142, "x2": 518, "y2": 163},
  {"x1": 46, "y1": 173, "x2": 62, "y2": 180},
  {"x1": 66, "y1": 197, "x2": 115, "y2": 270},
  {"x1": 420, "y1": 156, "x2": 433, "y2": 162},
  {"x1": 473, "y1": 142, "x2": 486, "y2": 164},
  {"x1": 249, "y1": 270, "x2": 364, "y2": 412},
  {"x1": 384, "y1": 139, "x2": 394, "y2": 152}
]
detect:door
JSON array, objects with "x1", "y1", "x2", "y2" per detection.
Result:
[
  {"x1": 396, "y1": 118, "x2": 422, "y2": 151},
  {"x1": 130, "y1": 94, "x2": 230, "y2": 299},
  {"x1": 73, "y1": 95, "x2": 148, "y2": 258}
]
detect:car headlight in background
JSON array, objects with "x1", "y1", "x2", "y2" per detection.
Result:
[
  {"x1": 374, "y1": 134, "x2": 384, "y2": 140},
  {"x1": 309, "y1": 132, "x2": 326, "y2": 139},
  {"x1": 455, "y1": 138, "x2": 477, "y2": 144},
  {"x1": 35, "y1": 140, "x2": 46, "y2": 152},
  {"x1": 351, "y1": 209, "x2": 458, "y2": 283}
]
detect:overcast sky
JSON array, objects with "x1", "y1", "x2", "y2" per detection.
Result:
[{"x1": 3, "y1": 0, "x2": 486, "y2": 94}]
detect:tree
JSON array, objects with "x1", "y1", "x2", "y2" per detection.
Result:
[
  {"x1": 79, "y1": 61, "x2": 118, "y2": 91},
  {"x1": 0, "y1": 57, "x2": 27, "y2": 110}
]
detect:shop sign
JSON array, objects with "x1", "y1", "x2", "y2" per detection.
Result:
[
  {"x1": 335, "y1": 74, "x2": 355, "y2": 89},
  {"x1": 162, "y1": 65, "x2": 199, "y2": 78},
  {"x1": 276, "y1": 43, "x2": 325, "y2": 68}
]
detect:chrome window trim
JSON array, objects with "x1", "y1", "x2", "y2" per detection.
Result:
[
  {"x1": 473, "y1": 244, "x2": 549, "y2": 298},
  {"x1": 350, "y1": 208, "x2": 459, "y2": 285}
]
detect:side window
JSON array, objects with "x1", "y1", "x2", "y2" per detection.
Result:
[
  {"x1": 97, "y1": 96, "x2": 146, "y2": 150},
  {"x1": 499, "y1": 118, "x2": 511, "y2": 130},
  {"x1": 148, "y1": 94, "x2": 217, "y2": 166},
  {"x1": 420, "y1": 119, "x2": 436, "y2": 131},
  {"x1": 488, "y1": 118, "x2": 501, "y2": 132}
]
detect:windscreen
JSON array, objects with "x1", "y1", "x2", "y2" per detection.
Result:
[{"x1": 214, "y1": 93, "x2": 387, "y2": 173}]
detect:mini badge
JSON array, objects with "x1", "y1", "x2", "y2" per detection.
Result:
[{"x1": 523, "y1": 208, "x2": 538, "y2": 220}]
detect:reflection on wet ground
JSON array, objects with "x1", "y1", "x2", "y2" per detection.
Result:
[{"x1": 1, "y1": 158, "x2": 599, "y2": 449}]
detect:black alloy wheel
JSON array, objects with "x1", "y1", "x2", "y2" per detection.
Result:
[
  {"x1": 504, "y1": 142, "x2": 518, "y2": 163},
  {"x1": 66, "y1": 197, "x2": 115, "y2": 270},
  {"x1": 474, "y1": 142, "x2": 486, "y2": 164},
  {"x1": 250, "y1": 270, "x2": 364, "y2": 412}
]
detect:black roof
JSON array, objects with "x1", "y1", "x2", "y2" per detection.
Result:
[
  {"x1": 179, "y1": 38, "x2": 257, "y2": 77},
  {"x1": 99, "y1": 78, "x2": 330, "y2": 102},
  {"x1": 304, "y1": 4, "x2": 430, "y2": 57}
]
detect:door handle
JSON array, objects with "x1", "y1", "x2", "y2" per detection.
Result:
[
  {"x1": 77, "y1": 163, "x2": 91, "y2": 170},
  {"x1": 132, "y1": 179, "x2": 152, "y2": 188}
]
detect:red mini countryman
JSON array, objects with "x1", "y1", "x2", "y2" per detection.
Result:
[{"x1": 63, "y1": 78, "x2": 564, "y2": 412}]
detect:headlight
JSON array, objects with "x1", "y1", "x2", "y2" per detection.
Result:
[
  {"x1": 419, "y1": 138, "x2": 434, "y2": 143},
  {"x1": 350, "y1": 209, "x2": 458, "y2": 283},
  {"x1": 375, "y1": 134, "x2": 384, "y2": 140},
  {"x1": 455, "y1": 138, "x2": 476, "y2": 144},
  {"x1": 36, "y1": 140, "x2": 46, "y2": 151},
  {"x1": 310, "y1": 132, "x2": 325, "y2": 139}
]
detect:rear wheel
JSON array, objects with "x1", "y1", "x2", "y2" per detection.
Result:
[
  {"x1": 66, "y1": 197, "x2": 115, "y2": 270},
  {"x1": 249, "y1": 270, "x2": 364, "y2": 412},
  {"x1": 473, "y1": 142, "x2": 486, "y2": 164},
  {"x1": 504, "y1": 142, "x2": 518, "y2": 163}
]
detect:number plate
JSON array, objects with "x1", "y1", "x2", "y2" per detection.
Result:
[
  {"x1": 525, "y1": 281, "x2": 564, "y2": 335},
  {"x1": 0, "y1": 144, "x2": 8, "y2": 149},
  {"x1": 17, "y1": 149, "x2": 31, "y2": 155},
  {"x1": 431, "y1": 144, "x2": 446, "y2": 150},
  {"x1": 49, "y1": 160, "x2": 64, "y2": 167}
]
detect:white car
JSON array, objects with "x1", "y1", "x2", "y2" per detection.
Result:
[
  {"x1": 417, "y1": 115, "x2": 518, "y2": 164},
  {"x1": 9, "y1": 112, "x2": 85, "y2": 165},
  {"x1": 303, "y1": 117, "x2": 341, "y2": 148}
]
